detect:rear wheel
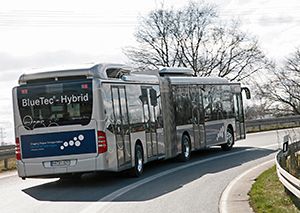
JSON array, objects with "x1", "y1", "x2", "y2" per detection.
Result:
[
  {"x1": 179, "y1": 134, "x2": 191, "y2": 162},
  {"x1": 130, "y1": 144, "x2": 144, "y2": 177},
  {"x1": 221, "y1": 128, "x2": 234, "y2": 151}
]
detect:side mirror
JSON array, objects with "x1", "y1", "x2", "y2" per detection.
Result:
[{"x1": 242, "y1": 87, "x2": 251, "y2": 99}]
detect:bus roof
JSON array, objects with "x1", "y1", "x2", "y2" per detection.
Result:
[
  {"x1": 18, "y1": 63, "x2": 131, "y2": 85},
  {"x1": 18, "y1": 63, "x2": 236, "y2": 86},
  {"x1": 122, "y1": 74, "x2": 159, "y2": 84},
  {"x1": 122, "y1": 73, "x2": 235, "y2": 85},
  {"x1": 166, "y1": 76, "x2": 232, "y2": 85}
]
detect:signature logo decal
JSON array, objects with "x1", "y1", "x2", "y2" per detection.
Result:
[{"x1": 216, "y1": 125, "x2": 225, "y2": 141}]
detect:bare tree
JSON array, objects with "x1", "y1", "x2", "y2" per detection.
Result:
[
  {"x1": 125, "y1": 7, "x2": 179, "y2": 70},
  {"x1": 172, "y1": 2, "x2": 217, "y2": 72},
  {"x1": 124, "y1": 1, "x2": 270, "y2": 81},
  {"x1": 201, "y1": 22, "x2": 270, "y2": 81},
  {"x1": 256, "y1": 49, "x2": 300, "y2": 115}
]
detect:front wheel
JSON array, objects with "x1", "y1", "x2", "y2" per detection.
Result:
[
  {"x1": 179, "y1": 134, "x2": 191, "y2": 162},
  {"x1": 221, "y1": 128, "x2": 234, "y2": 151},
  {"x1": 130, "y1": 144, "x2": 144, "y2": 177}
]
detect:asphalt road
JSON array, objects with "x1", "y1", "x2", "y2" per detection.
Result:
[{"x1": 1, "y1": 128, "x2": 298, "y2": 213}]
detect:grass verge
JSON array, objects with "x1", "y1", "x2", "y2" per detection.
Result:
[{"x1": 249, "y1": 165, "x2": 300, "y2": 213}]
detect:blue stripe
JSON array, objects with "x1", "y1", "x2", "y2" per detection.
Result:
[{"x1": 21, "y1": 129, "x2": 96, "y2": 159}]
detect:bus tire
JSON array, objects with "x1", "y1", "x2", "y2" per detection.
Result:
[
  {"x1": 130, "y1": 144, "x2": 144, "y2": 177},
  {"x1": 179, "y1": 134, "x2": 191, "y2": 162},
  {"x1": 221, "y1": 128, "x2": 234, "y2": 151}
]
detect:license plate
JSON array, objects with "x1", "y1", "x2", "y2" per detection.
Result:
[{"x1": 51, "y1": 160, "x2": 71, "y2": 167}]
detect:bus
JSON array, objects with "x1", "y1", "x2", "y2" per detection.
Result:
[{"x1": 12, "y1": 63, "x2": 250, "y2": 179}]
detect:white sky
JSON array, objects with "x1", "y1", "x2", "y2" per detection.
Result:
[{"x1": 1, "y1": 0, "x2": 300, "y2": 144}]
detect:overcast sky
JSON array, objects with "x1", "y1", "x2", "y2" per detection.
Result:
[{"x1": 1, "y1": 0, "x2": 300, "y2": 144}]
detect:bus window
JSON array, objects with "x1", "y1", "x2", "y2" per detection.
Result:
[
  {"x1": 126, "y1": 85, "x2": 144, "y2": 132},
  {"x1": 17, "y1": 80, "x2": 93, "y2": 130},
  {"x1": 210, "y1": 86, "x2": 223, "y2": 120},
  {"x1": 148, "y1": 85, "x2": 162, "y2": 128},
  {"x1": 218, "y1": 85, "x2": 234, "y2": 119},
  {"x1": 203, "y1": 86, "x2": 212, "y2": 121},
  {"x1": 173, "y1": 86, "x2": 192, "y2": 125}
]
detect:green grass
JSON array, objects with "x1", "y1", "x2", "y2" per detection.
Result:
[
  {"x1": 249, "y1": 165, "x2": 300, "y2": 213},
  {"x1": 0, "y1": 158, "x2": 16, "y2": 172}
]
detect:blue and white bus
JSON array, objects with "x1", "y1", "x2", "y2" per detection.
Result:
[{"x1": 12, "y1": 63, "x2": 250, "y2": 179}]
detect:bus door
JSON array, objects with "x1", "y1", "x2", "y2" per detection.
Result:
[
  {"x1": 233, "y1": 93, "x2": 246, "y2": 140},
  {"x1": 111, "y1": 86, "x2": 132, "y2": 167},
  {"x1": 190, "y1": 86, "x2": 205, "y2": 149},
  {"x1": 141, "y1": 87, "x2": 158, "y2": 159}
]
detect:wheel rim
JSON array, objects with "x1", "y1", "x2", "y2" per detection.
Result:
[
  {"x1": 137, "y1": 150, "x2": 143, "y2": 172},
  {"x1": 226, "y1": 131, "x2": 233, "y2": 147},
  {"x1": 183, "y1": 137, "x2": 190, "y2": 158}
]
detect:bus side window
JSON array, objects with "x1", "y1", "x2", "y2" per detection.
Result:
[
  {"x1": 126, "y1": 85, "x2": 145, "y2": 132},
  {"x1": 174, "y1": 86, "x2": 192, "y2": 125},
  {"x1": 210, "y1": 86, "x2": 223, "y2": 120},
  {"x1": 219, "y1": 88, "x2": 234, "y2": 119},
  {"x1": 203, "y1": 87, "x2": 212, "y2": 121}
]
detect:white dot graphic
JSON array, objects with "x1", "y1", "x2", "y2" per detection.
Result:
[
  {"x1": 69, "y1": 140, "x2": 74, "y2": 146},
  {"x1": 63, "y1": 142, "x2": 68, "y2": 147},
  {"x1": 75, "y1": 141, "x2": 81, "y2": 147},
  {"x1": 60, "y1": 146, "x2": 64, "y2": 150},
  {"x1": 73, "y1": 137, "x2": 77, "y2": 141},
  {"x1": 78, "y1": 135, "x2": 84, "y2": 141}
]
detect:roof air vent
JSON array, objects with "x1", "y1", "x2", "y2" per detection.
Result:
[{"x1": 159, "y1": 67, "x2": 194, "y2": 77}]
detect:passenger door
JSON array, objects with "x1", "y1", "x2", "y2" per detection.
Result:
[
  {"x1": 111, "y1": 86, "x2": 132, "y2": 167},
  {"x1": 233, "y1": 93, "x2": 246, "y2": 140},
  {"x1": 190, "y1": 86, "x2": 205, "y2": 149},
  {"x1": 141, "y1": 87, "x2": 158, "y2": 159}
]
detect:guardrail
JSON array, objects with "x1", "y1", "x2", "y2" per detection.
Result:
[
  {"x1": 246, "y1": 115, "x2": 300, "y2": 133},
  {"x1": 276, "y1": 141, "x2": 300, "y2": 199},
  {"x1": 0, "y1": 145, "x2": 15, "y2": 170}
]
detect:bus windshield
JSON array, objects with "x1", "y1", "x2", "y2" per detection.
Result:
[{"x1": 17, "y1": 80, "x2": 93, "y2": 130}]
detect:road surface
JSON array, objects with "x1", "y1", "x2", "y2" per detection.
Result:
[{"x1": 1, "y1": 128, "x2": 297, "y2": 213}]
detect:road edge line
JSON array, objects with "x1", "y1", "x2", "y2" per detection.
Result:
[{"x1": 219, "y1": 158, "x2": 275, "y2": 213}]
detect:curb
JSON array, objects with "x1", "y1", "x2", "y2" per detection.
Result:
[
  {"x1": 219, "y1": 159, "x2": 275, "y2": 213},
  {"x1": 0, "y1": 170, "x2": 17, "y2": 179}
]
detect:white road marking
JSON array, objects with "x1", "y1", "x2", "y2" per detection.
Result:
[
  {"x1": 80, "y1": 143, "x2": 279, "y2": 213},
  {"x1": 219, "y1": 158, "x2": 275, "y2": 213}
]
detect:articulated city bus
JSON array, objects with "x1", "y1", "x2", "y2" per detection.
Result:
[{"x1": 12, "y1": 63, "x2": 250, "y2": 179}]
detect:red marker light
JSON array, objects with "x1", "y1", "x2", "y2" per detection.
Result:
[
  {"x1": 21, "y1": 89, "x2": 28, "y2": 94},
  {"x1": 81, "y1": 84, "x2": 88, "y2": 89},
  {"x1": 97, "y1": 131, "x2": 107, "y2": 154},
  {"x1": 15, "y1": 137, "x2": 21, "y2": 160}
]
